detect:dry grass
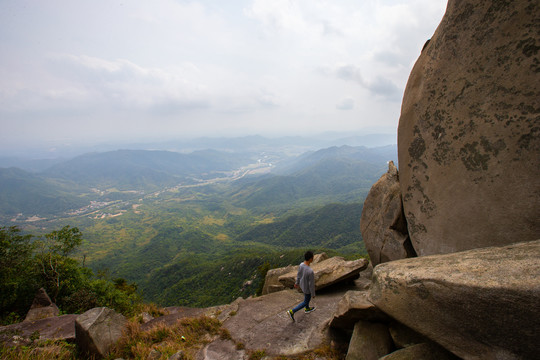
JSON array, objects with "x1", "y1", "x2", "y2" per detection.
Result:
[
  {"x1": 0, "y1": 340, "x2": 81, "y2": 360},
  {"x1": 135, "y1": 302, "x2": 167, "y2": 318},
  {"x1": 108, "y1": 315, "x2": 224, "y2": 360}
]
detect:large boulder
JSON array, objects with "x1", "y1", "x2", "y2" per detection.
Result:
[
  {"x1": 24, "y1": 288, "x2": 60, "y2": 321},
  {"x1": 278, "y1": 257, "x2": 368, "y2": 290},
  {"x1": 0, "y1": 314, "x2": 77, "y2": 346},
  {"x1": 369, "y1": 240, "x2": 540, "y2": 359},
  {"x1": 330, "y1": 290, "x2": 389, "y2": 330},
  {"x1": 75, "y1": 307, "x2": 127, "y2": 359},
  {"x1": 262, "y1": 265, "x2": 296, "y2": 295},
  {"x1": 398, "y1": 0, "x2": 540, "y2": 255},
  {"x1": 262, "y1": 253, "x2": 329, "y2": 295},
  {"x1": 360, "y1": 161, "x2": 415, "y2": 266},
  {"x1": 380, "y1": 343, "x2": 459, "y2": 360},
  {"x1": 345, "y1": 320, "x2": 393, "y2": 360}
]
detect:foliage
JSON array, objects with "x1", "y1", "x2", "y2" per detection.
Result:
[
  {"x1": 237, "y1": 203, "x2": 364, "y2": 248},
  {"x1": 34, "y1": 226, "x2": 85, "y2": 302},
  {"x1": 0, "y1": 227, "x2": 38, "y2": 323},
  {"x1": 0, "y1": 226, "x2": 142, "y2": 324}
]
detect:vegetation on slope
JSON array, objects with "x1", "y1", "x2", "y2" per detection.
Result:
[{"x1": 0, "y1": 226, "x2": 141, "y2": 325}]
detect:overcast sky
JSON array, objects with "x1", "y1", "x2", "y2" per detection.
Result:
[{"x1": 0, "y1": 0, "x2": 447, "y2": 155}]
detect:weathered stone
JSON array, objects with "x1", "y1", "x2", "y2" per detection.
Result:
[
  {"x1": 388, "y1": 321, "x2": 428, "y2": 349},
  {"x1": 221, "y1": 288, "x2": 349, "y2": 356},
  {"x1": 75, "y1": 307, "x2": 127, "y2": 359},
  {"x1": 330, "y1": 291, "x2": 389, "y2": 330},
  {"x1": 139, "y1": 312, "x2": 154, "y2": 324},
  {"x1": 262, "y1": 253, "x2": 328, "y2": 295},
  {"x1": 360, "y1": 161, "x2": 415, "y2": 265},
  {"x1": 352, "y1": 277, "x2": 371, "y2": 291},
  {"x1": 0, "y1": 314, "x2": 77, "y2": 346},
  {"x1": 142, "y1": 306, "x2": 206, "y2": 331},
  {"x1": 379, "y1": 343, "x2": 460, "y2": 360},
  {"x1": 24, "y1": 288, "x2": 60, "y2": 321},
  {"x1": 169, "y1": 350, "x2": 186, "y2": 360},
  {"x1": 369, "y1": 240, "x2": 540, "y2": 359},
  {"x1": 345, "y1": 321, "x2": 393, "y2": 360},
  {"x1": 278, "y1": 257, "x2": 368, "y2": 290},
  {"x1": 398, "y1": 0, "x2": 540, "y2": 256},
  {"x1": 196, "y1": 339, "x2": 246, "y2": 360},
  {"x1": 312, "y1": 252, "x2": 329, "y2": 264},
  {"x1": 147, "y1": 349, "x2": 161, "y2": 360},
  {"x1": 262, "y1": 265, "x2": 295, "y2": 295}
]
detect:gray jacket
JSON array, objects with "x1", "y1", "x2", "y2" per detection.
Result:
[{"x1": 296, "y1": 262, "x2": 315, "y2": 296}]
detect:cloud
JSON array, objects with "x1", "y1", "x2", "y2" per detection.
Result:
[
  {"x1": 336, "y1": 98, "x2": 355, "y2": 110},
  {"x1": 366, "y1": 76, "x2": 402, "y2": 101},
  {"x1": 43, "y1": 54, "x2": 211, "y2": 113},
  {"x1": 319, "y1": 64, "x2": 401, "y2": 102},
  {"x1": 0, "y1": 0, "x2": 448, "y2": 150}
]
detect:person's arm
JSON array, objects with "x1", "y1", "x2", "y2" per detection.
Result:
[
  {"x1": 309, "y1": 269, "x2": 316, "y2": 297},
  {"x1": 294, "y1": 265, "x2": 302, "y2": 288}
]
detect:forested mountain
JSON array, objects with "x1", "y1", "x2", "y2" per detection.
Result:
[
  {"x1": 272, "y1": 144, "x2": 396, "y2": 175},
  {"x1": 0, "y1": 167, "x2": 87, "y2": 217},
  {"x1": 41, "y1": 149, "x2": 253, "y2": 190},
  {"x1": 0, "y1": 143, "x2": 396, "y2": 307},
  {"x1": 229, "y1": 158, "x2": 381, "y2": 211},
  {"x1": 237, "y1": 203, "x2": 364, "y2": 249}
]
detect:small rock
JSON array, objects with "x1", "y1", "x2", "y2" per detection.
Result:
[
  {"x1": 147, "y1": 349, "x2": 161, "y2": 360},
  {"x1": 168, "y1": 350, "x2": 186, "y2": 360}
]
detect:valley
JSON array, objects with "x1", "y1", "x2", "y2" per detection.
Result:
[{"x1": 0, "y1": 139, "x2": 397, "y2": 307}]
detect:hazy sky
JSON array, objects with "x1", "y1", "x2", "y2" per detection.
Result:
[{"x1": 0, "y1": 0, "x2": 447, "y2": 154}]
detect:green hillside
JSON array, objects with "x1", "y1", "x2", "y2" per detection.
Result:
[
  {"x1": 0, "y1": 144, "x2": 395, "y2": 307},
  {"x1": 237, "y1": 203, "x2": 364, "y2": 249},
  {"x1": 41, "y1": 149, "x2": 254, "y2": 191},
  {"x1": 0, "y1": 168, "x2": 88, "y2": 217}
]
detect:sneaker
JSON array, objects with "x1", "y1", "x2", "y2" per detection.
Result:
[
  {"x1": 288, "y1": 309, "x2": 295, "y2": 321},
  {"x1": 304, "y1": 307, "x2": 316, "y2": 313}
]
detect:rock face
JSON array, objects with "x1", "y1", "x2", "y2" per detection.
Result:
[
  {"x1": 262, "y1": 265, "x2": 296, "y2": 295},
  {"x1": 330, "y1": 290, "x2": 388, "y2": 330},
  {"x1": 345, "y1": 321, "x2": 393, "y2": 360},
  {"x1": 379, "y1": 343, "x2": 459, "y2": 360},
  {"x1": 24, "y1": 288, "x2": 60, "y2": 321},
  {"x1": 397, "y1": 0, "x2": 540, "y2": 256},
  {"x1": 369, "y1": 240, "x2": 540, "y2": 359},
  {"x1": 360, "y1": 161, "x2": 415, "y2": 265},
  {"x1": 278, "y1": 257, "x2": 368, "y2": 290},
  {"x1": 221, "y1": 288, "x2": 350, "y2": 356},
  {"x1": 0, "y1": 314, "x2": 77, "y2": 346},
  {"x1": 75, "y1": 307, "x2": 127, "y2": 359}
]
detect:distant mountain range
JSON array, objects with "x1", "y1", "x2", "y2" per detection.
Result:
[
  {"x1": 0, "y1": 143, "x2": 396, "y2": 222},
  {"x1": 0, "y1": 133, "x2": 396, "y2": 166}
]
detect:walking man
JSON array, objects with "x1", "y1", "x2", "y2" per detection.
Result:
[{"x1": 287, "y1": 251, "x2": 316, "y2": 321}]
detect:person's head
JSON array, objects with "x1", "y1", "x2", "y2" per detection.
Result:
[{"x1": 304, "y1": 251, "x2": 314, "y2": 262}]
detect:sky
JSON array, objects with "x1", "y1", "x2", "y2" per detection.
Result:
[{"x1": 0, "y1": 0, "x2": 447, "y2": 156}]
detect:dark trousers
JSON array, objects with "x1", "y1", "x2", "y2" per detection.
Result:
[{"x1": 292, "y1": 292, "x2": 311, "y2": 313}]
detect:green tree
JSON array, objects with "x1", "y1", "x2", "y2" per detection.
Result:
[
  {"x1": 35, "y1": 226, "x2": 85, "y2": 303},
  {"x1": 0, "y1": 226, "x2": 37, "y2": 322}
]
